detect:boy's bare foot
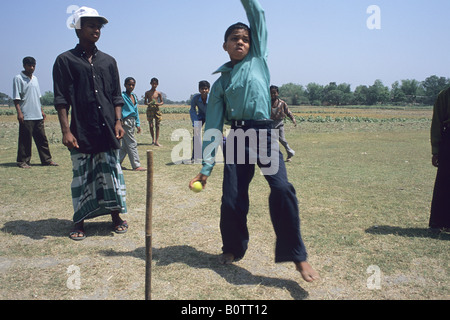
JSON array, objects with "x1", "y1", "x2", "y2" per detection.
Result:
[
  {"x1": 218, "y1": 253, "x2": 235, "y2": 265},
  {"x1": 295, "y1": 261, "x2": 320, "y2": 282},
  {"x1": 154, "y1": 142, "x2": 162, "y2": 147}
]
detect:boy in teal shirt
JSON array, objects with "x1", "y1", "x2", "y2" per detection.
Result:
[{"x1": 189, "y1": 0, "x2": 319, "y2": 282}]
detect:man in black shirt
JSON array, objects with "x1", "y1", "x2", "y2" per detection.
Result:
[{"x1": 53, "y1": 7, "x2": 128, "y2": 240}]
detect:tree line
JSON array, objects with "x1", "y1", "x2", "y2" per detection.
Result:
[
  {"x1": 277, "y1": 75, "x2": 450, "y2": 106},
  {"x1": 0, "y1": 91, "x2": 189, "y2": 107},
  {"x1": 1, "y1": 75, "x2": 448, "y2": 108}
]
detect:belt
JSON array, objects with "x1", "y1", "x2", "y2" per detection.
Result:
[{"x1": 231, "y1": 119, "x2": 273, "y2": 129}]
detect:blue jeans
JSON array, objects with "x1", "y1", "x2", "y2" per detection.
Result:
[{"x1": 220, "y1": 122, "x2": 308, "y2": 263}]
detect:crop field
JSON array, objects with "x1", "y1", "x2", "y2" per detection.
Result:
[{"x1": 0, "y1": 105, "x2": 448, "y2": 301}]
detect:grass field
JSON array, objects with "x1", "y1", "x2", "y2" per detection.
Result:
[{"x1": 0, "y1": 106, "x2": 448, "y2": 300}]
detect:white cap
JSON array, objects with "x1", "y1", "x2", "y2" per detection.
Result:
[{"x1": 70, "y1": 6, "x2": 108, "y2": 29}]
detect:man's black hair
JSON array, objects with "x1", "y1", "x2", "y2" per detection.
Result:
[
  {"x1": 270, "y1": 85, "x2": 279, "y2": 93},
  {"x1": 23, "y1": 56, "x2": 36, "y2": 66},
  {"x1": 224, "y1": 22, "x2": 250, "y2": 42},
  {"x1": 199, "y1": 80, "x2": 210, "y2": 90},
  {"x1": 124, "y1": 77, "x2": 136, "y2": 85}
]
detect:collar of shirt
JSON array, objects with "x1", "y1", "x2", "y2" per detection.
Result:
[
  {"x1": 213, "y1": 61, "x2": 234, "y2": 75},
  {"x1": 73, "y1": 44, "x2": 99, "y2": 59},
  {"x1": 196, "y1": 93, "x2": 209, "y2": 105},
  {"x1": 20, "y1": 71, "x2": 33, "y2": 81}
]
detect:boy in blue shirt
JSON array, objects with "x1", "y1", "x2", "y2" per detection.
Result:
[
  {"x1": 189, "y1": 0, "x2": 319, "y2": 282},
  {"x1": 120, "y1": 77, "x2": 146, "y2": 171},
  {"x1": 189, "y1": 80, "x2": 210, "y2": 163}
]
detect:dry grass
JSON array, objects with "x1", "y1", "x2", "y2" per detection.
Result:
[{"x1": 0, "y1": 108, "x2": 448, "y2": 301}]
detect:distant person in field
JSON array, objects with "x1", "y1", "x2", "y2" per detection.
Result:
[
  {"x1": 13, "y1": 56, "x2": 58, "y2": 169},
  {"x1": 53, "y1": 7, "x2": 128, "y2": 241},
  {"x1": 120, "y1": 77, "x2": 146, "y2": 171},
  {"x1": 429, "y1": 86, "x2": 450, "y2": 232},
  {"x1": 189, "y1": 80, "x2": 210, "y2": 163},
  {"x1": 270, "y1": 85, "x2": 297, "y2": 162},
  {"x1": 144, "y1": 78, "x2": 164, "y2": 146},
  {"x1": 189, "y1": 0, "x2": 319, "y2": 283}
]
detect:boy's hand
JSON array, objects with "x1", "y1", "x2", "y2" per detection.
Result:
[
  {"x1": 115, "y1": 121, "x2": 125, "y2": 140},
  {"x1": 62, "y1": 132, "x2": 79, "y2": 150},
  {"x1": 137, "y1": 127, "x2": 141, "y2": 134},
  {"x1": 432, "y1": 154, "x2": 439, "y2": 167},
  {"x1": 189, "y1": 173, "x2": 208, "y2": 190},
  {"x1": 17, "y1": 111, "x2": 24, "y2": 124}
]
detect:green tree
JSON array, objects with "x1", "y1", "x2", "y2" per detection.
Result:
[
  {"x1": 305, "y1": 83, "x2": 324, "y2": 105},
  {"x1": 354, "y1": 85, "x2": 369, "y2": 105},
  {"x1": 324, "y1": 90, "x2": 344, "y2": 105},
  {"x1": 279, "y1": 83, "x2": 307, "y2": 105},
  {"x1": 40, "y1": 91, "x2": 54, "y2": 106},
  {"x1": 400, "y1": 79, "x2": 421, "y2": 104},
  {"x1": 422, "y1": 75, "x2": 450, "y2": 105},
  {"x1": 367, "y1": 80, "x2": 390, "y2": 105},
  {"x1": 0, "y1": 92, "x2": 13, "y2": 106},
  {"x1": 390, "y1": 81, "x2": 406, "y2": 104}
]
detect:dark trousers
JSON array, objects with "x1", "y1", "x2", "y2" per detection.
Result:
[
  {"x1": 220, "y1": 122, "x2": 308, "y2": 263},
  {"x1": 17, "y1": 120, "x2": 52, "y2": 165},
  {"x1": 430, "y1": 127, "x2": 450, "y2": 228}
]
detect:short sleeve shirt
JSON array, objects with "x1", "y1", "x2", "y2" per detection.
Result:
[{"x1": 12, "y1": 72, "x2": 43, "y2": 120}]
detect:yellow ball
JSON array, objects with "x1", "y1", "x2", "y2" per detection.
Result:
[{"x1": 192, "y1": 181, "x2": 203, "y2": 193}]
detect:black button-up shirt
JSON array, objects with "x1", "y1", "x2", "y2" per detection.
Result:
[{"x1": 53, "y1": 44, "x2": 124, "y2": 154}]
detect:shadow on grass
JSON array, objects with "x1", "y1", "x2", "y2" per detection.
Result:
[
  {"x1": 1, "y1": 218, "x2": 72, "y2": 240},
  {"x1": 365, "y1": 225, "x2": 450, "y2": 240},
  {"x1": 0, "y1": 162, "x2": 18, "y2": 168},
  {"x1": 1, "y1": 219, "x2": 118, "y2": 240},
  {"x1": 100, "y1": 245, "x2": 309, "y2": 300}
]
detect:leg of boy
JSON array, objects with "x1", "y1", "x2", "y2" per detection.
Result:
[
  {"x1": 17, "y1": 120, "x2": 33, "y2": 165},
  {"x1": 33, "y1": 119, "x2": 53, "y2": 165},
  {"x1": 220, "y1": 160, "x2": 255, "y2": 262}
]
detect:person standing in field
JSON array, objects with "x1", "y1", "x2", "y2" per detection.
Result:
[
  {"x1": 13, "y1": 56, "x2": 58, "y2": 169},
  {"x1": 270, "y1": 85, "x2": 297, "y2": 162},
  {"x1": 429, "y1": 87, "x2": 450, "y2": 232},
  {"x1": 120, "y1": 77, "x2": 146, "y2": 171},
  {"x1": 189, "y1": 80, "x2": 210, "y2": 163},
  {"x1": 144, "y1": 78, "x2": 164, "y2": 146},
  {"x1": 53, "y1": 6, "x2": 128, "y2": 241},
  {"x1": 189, "y1": 0, "x2": 319, "y2": 282}
]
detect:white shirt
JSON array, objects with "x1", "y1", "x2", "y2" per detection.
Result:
[{"x1": 12, "y1": 72, "x2": 43, "y2": 120}]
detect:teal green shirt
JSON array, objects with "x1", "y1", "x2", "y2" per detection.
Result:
[{"x1": 201, "y1": 0, "x2": 271, "y2": 176}]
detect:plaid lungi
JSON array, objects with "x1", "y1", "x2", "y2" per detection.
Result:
[{"x1": 70, "y1": 149, "x2": 127, "y2": 223}]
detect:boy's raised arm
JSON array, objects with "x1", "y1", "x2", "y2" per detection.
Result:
[{"x1": 241, "y1": 0, "x2": 268, "y2": 59}]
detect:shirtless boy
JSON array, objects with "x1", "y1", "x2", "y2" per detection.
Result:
[{"x1": 144, "y1": 78, "x2": 164, "y2": 146}]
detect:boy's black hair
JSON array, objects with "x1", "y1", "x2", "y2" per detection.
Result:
[
  {"x1": 224, "y1": 22, "x2": 250, "y2": 42},
  {"x1": 199, "y1": 80, "x2": 210, "y2": 90},
  {"x1": 23, "y1": 56, "x2": 36, "y2": 66},
  {"x1": 151, "y1": 77, "x2": 159, "y2": 84},
  {"x1": 270, "y1": 85, "x2": 279, "y2": 93},
  {"x1": 124, "y1": 77, "x2": 136, "y2": 85}
]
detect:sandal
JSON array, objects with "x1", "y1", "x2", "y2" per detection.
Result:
[
  {"x1": 69, "y1": 230, "x2": 86, "y2": 241},
  {"x1": 114, "y1": 220, "x2": 128, "y2": 234}
]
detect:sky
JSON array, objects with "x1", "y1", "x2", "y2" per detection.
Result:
[{"x1": 1, "y1": 0, "x2": 450, "y2": 102}]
